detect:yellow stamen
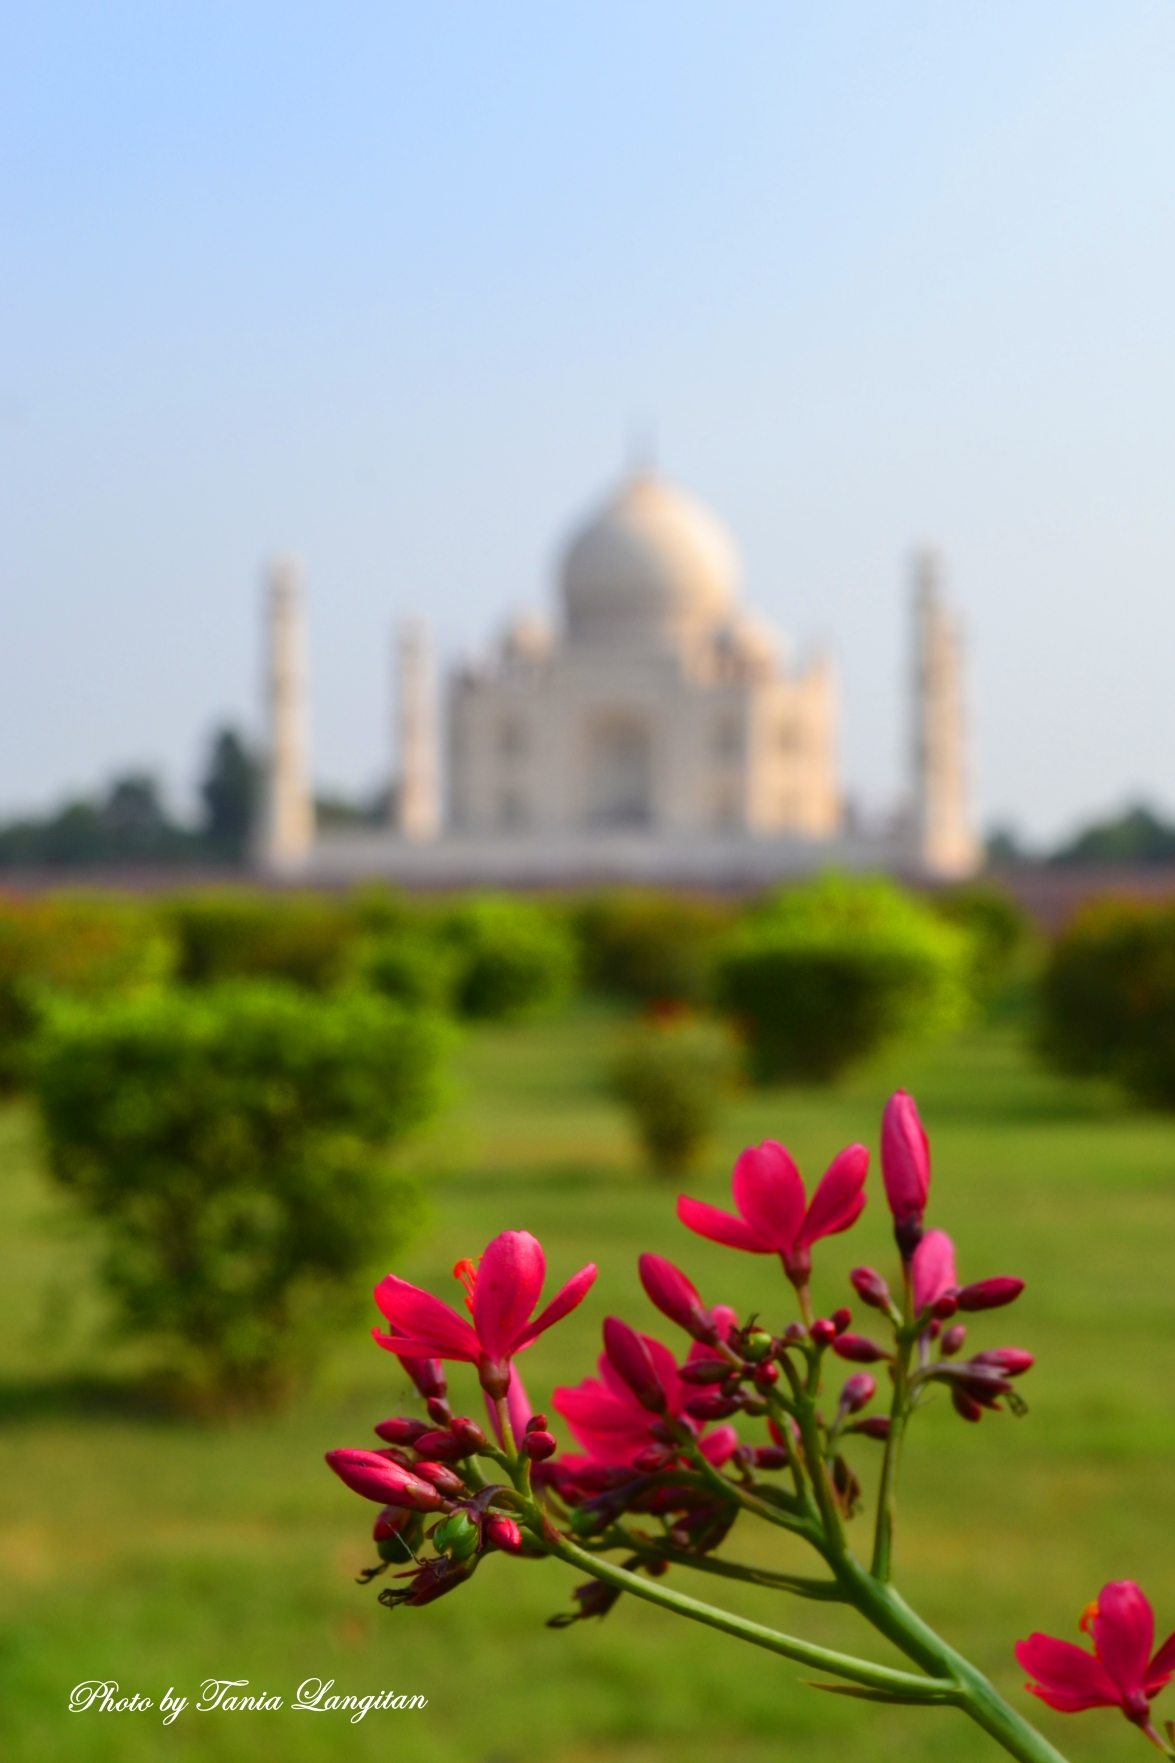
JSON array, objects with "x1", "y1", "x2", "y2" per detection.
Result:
[{"x1": 453, "y1": 1257, "x2": 479, "y2": 1316}]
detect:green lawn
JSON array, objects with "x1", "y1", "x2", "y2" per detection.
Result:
[{"x1": 4, "y1": 1005, "x2": 1175, "y2": 1763}]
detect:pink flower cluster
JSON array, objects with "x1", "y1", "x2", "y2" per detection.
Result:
[{"x1": 322, "y1": 1084, "x2": 1174, "y2": 1756}]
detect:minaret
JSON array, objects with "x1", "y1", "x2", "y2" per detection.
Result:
[
  {"x1": 395, "y1": 619, "x2": 440, "y2": 841},
  {"x1": 911, "y1": 550, "x2": 980, "y2": 878},
  {"x1": 259, "y1": 556, "x2": 313, "y2": 872}
]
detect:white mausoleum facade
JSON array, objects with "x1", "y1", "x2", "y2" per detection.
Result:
[
  {"x1": 449, "y1": 475, "x2": 839, "y2": 842},
  {"x1": 257, "y1": 469, "x2": 980, "y2": 886}
]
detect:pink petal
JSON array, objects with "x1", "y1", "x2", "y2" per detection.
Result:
[
  {"x1": 645, "y1": 1334, "x2": 686, "y2": 1415},
  {"x1": 1145, "y1": 1629, "x2": 1175, "y2": 1694},
  {"x1": 513, "y1": 1261, "x2": 598, "y2": 1350},
  {"x1": 673, "y1": 1198, "x2": 765, "y2": 1255},
  {"x1": 798, "y1": 1144, "x2": 870, "y2": 1247},
  {"x1": 373, "y1": 1328, "x2": 480, "y2": 1364},
  {"x1": 881, "y1": 1090, "x2": 930, "y2": 1227},
  {"x1": 731, "y1": 1141, "x2": 807, "y2": 1253},
  {"x1": 473, "y1": 1231, "x2": 547, "y2": 1359},
  {"x1": 1015, "y1": 1634, "x2": 1119, "y2": 1707},
  {"x1": 1096, "y1": 1581, "x2": 1155, "y2": 1699},
  {"x1": 699, "y1": 1424, "x2": 739, "y2": 1465},
  {"x1": 373, "y1": 1274, "x2": 481, "y2": 1360},
  {"x1": 551, "y1": 1378, "x2": 654, "y2": 1465},
  {"x1": 677, "y1": 1195, "x2": 768, "y2": 1253},
  {"x1": 604, "y1": 1317, "x2": 668, "y2": 1412},
  {"x1": 912, "y1": 1230, "x2": 958, "y2": 1314}
]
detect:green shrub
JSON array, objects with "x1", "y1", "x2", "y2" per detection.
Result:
[
  {"x1": 1037, "y1": 898, "x2": 1175, "y2": 1106},
  {"x1": 715, "y1": 873, "x2": 971, "y2": 1085},
  {"x1": 608, "y1": 1016, "x2": 737, "y2": 1176},
  {"x1": 439, "y1": 895, "x2": 577, "y2": 1020},
  {"x1": 0, "y1": 893, "x2": 174, "y2": 1090},
  {"x1": 573, "y1": 889, "x2": 733, "y2": 1006},
  {"x1": 351, "y1": 928, "x2": 460, "y2": 1013},
  {"x1": 162, "y1": 890, "x2": 354, "y2": 991},
  {"x1": 930, "y1": 881, "x2": 1035, "y2": 1002},
  {"x1": 31, "y1": 983, "x2": 447, "y2": 1406}
]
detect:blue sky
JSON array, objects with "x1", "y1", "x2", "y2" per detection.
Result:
[{"x1": 3, "y1": 2, "x2": 1175, "y2": 840}]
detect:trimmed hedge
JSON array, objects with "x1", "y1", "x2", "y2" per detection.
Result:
[
  {"x1": 1037, "y1": 897, "x2": 1175, "y2": 1106},
  {"x1": 0, "y1": 893, "x2": 173, "y2": 1089},
  {"x1": 162, "y1": 891, "x2": 354, "y2": 991},
  {"x1": 609, "y1": 1016, "x2": 736, "y2": 1175},
  {"x1": 573, "y1": 889, "x2": 733, "y2": 1007},
  {"x1": 715, "y1": 873, "x2": 971, "y2": 1085},
  {"x1": 438, "y1": 895, "x2": 578, "y2": 1020},
  {"x1": 32, "y1": 983, "x2": 446, "y2": 1406}
]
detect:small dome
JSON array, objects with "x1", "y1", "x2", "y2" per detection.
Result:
[{"x1": 561, "y1": 474, "x2": 739, "y2": 649}]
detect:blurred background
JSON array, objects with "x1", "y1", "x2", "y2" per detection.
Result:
[{"x1": 6, "y1": 5, "x2": 1175, "y2": 1761}]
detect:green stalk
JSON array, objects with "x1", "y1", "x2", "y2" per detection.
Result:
[{"x1": 549, "y1": 1531, "x2": 956, "y2": 1702}]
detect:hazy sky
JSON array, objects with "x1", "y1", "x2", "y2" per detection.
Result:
[{"x1": 4, "y1": 3, "x2": 1175, "y2": 842}]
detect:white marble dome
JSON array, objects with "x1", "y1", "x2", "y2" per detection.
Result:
[{"x1": 561, "y1": 473, "x2": 740, "y2": 648}]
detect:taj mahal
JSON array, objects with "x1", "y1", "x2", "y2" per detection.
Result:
[{"x1": 256, "y1": 470, "x2": 979, "y2": 887}]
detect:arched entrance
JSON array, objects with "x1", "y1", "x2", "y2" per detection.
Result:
[{"x1": 585, "y1": 714, "x2": 654, "y2": 827}]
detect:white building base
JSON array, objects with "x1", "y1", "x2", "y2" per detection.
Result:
[{"x1": 271, "y1": 826, "x2": 927, "y2": 891}]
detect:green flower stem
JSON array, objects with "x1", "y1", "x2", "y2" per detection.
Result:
[
  {"x1": 870, "y1": 1353, "x2": 910, "y2": 1582},
  {"x1": 548, "y1": 1530, "x2": 957, "y2": 1702},
  {"x1": 604, "y1": 1532, "x2": 844, "y2": 1599}
]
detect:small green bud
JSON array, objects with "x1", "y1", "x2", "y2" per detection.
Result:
[
  {"x1": 744, "y1": 1330, "x2": 774, "y2": 1363},
  {"x1": 434, "y1": 1510, "x2": 480, "y2": 1560}
]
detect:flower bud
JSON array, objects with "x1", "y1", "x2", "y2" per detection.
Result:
[
  {"x1": 448, "y1": 1416, "x2": 488, "y2": 1451},
  {"x1": 837, "y1": 1372, "x2": 877, "y2": 1416},
  {"x1": 931, "y1": 1294, "x2": 959, "y2": 1320},
  {"x1": 850, "y1": 1267, "x2": 893, "y2": 1311},
  {"x1": 374, "y1": 1506, "x2": 424, "y2": 1564},
  {"x1": 411, "y1": 1460, "x2": 466, "y2": 1496},
  {"x1": 783, "y1": 1321, "x2": 808, "y2": 1344},
  {"x1": 373, "y1": 1505, "x2": 411, "y2": 1542},
  {"x1": 851, "y1": 1416, "x2": 891, "y2": 1440},
  {"x1": 638, "y1": 1254, "x2": 721, "y2": 1345},
  {"x1": 831, "y1": 1308, "x2": 853, "y2": 1334},
  {"x1": 524, "y1": 1413, "x2": 548, "y2": 1434},
  {"x1": 433, "y1": 1510, "x2": 481, "y2": 1560},
  {"x1": 677, "y1": 1360, "x2": 729, "y2": 1385},
  {"x1": 940, "y1": 1324, "x2": 967, "y2": 1357},
  {"x1": 750, "y1": 1444, "x2": 790, "y2": 1470},
  {"x1": 373, "y1": 1416, "x2": 433, "y2": 1446},
  {"x1": 956, "y1": 1277, "x2": 1025, "y2": 1312},
  {"x1": 523, "y1": 1429, "x2": 558, "y2": 1461},
  {"x1": 427, "y1": 1395, "x2": 453, "y2": 1425},
  {"x1": 972, "y1": 1347, "x2": 1034, "y2": 1376},
  {"x1": 743, "y1": 1330, "x2": 774, "y2": 1363},
  {"x1": 753, "y1": 1361, "x2": 779, "y2": 1388},
  {"x1": 485, "y1": 1515, "x2": 524, "y2": 1554},
  {"x1": 412, "y1": 1428, "x2": 467, "y2": 1462},
  {"x1": 831, "y1": 1333, "x2": 889, "y2": 1364},
  {"x1": 683, "y1": 1392, "x2": 742, "y2": 1420},
  {"x1": 374, "y1": 1445, "x2": 413, "y2": 1468},
  {"x1": 397, "y1": 1356, "x2": 447, "y2": 1401},
  {"x1": 951, "y1": 1386, "x2": 984, "y2": 1423},
  {"x1": 325, "y1": 1449, "x2": 445, "y2": 1510},
  {"x1": 881, "y1": 1090, "x2": 930, "y2": 1256},
  {"x1": 603, "y1": 1316, "x2": 669, "y2": 1413},
  {"x1": 810, "y1": 1319, "x2": 837, "y2": 1346}
]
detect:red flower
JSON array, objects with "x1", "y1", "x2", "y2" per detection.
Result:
[
  {"x1": 1017, "y1": 1581, "x2": 1175, "y2": 1740},
  {"x1": 677, "y1": 1140, "x2": 868, "y2": 1288},
  {"x1": 881, "y1": 1090, "x2": 930, "y2": 1258},
  {"x1": 373, "y1": 1230, "x2": 596, "y2": 1398},
  {"x1": 553, "y1": 1316, "x2": 739, "y2": 1471}
]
